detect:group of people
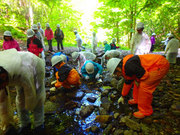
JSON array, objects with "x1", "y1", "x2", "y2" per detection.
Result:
[{"x1": 0, "y1": 21, "x2": 179, "y2": 135}]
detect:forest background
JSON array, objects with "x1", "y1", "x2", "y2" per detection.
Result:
[{"x1": 0, "y1": 0, "x2": 179, "y2": 50}]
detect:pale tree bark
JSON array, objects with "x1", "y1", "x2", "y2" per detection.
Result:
[{"x1": 29, "y1": 0, "x2": 33, "y2": 26}]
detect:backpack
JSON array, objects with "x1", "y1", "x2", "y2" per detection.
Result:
[{"x1": 110, "y1": 43, "x2": 116, "y2": 49}]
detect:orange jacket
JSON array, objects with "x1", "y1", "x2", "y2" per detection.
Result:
[
  {"x1": 121, "y1": 54, "x2": 169, "y2": 96},
  {"x1": 55, "y1": 62, "x2": 81, "y2": 89}
]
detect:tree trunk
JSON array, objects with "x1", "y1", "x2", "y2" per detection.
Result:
[{"x1": 29, "y1": 0, "x2": 33, "y2": 26}]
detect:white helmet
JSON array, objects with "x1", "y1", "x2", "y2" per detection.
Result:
[
  {"x1": 60, "y1": 55, "x2": 67, "y2": 63},
  {"x1": 46, "y1": 23, "x2": 50, "y2": 27},
  {"x1": 57, "y1": 24, "x2": 60, "y2": 27},
  {"x1": 74, "y1": 30, "x2": 78, "y2": 34},
  {"x1": 112, "y1": 38, "x2": 116, "y2": 43},
  {"x1": 85, "y1": 62, "x2": 94, "y2": 74},
  {"x1": 107, "y1": 58, "x2": 121, "y2": 75},
  {"x1": 51, "y1": 56, "x2": 63, "y2": 67},
  {"x1": 37, "y1": 22, "x2": 41, "y2": 26},
  {"x1": 32, "y1": 24, "x2": 38, "y2": 30},
  {"x1": 136, "y1": 22, "x2": 144, "y2": 30},
  {"x1": 103, "y1": 40, "x2": 107, "y2": 45},
  {"x1": 4, "y1": 31, "x2": 12, "y2": 36},
  {"x1": 27, "y1": 29, "x2": 35, "y2": 38},
  {"x1": 169, "y1": 34, "x2": 174, "y2": 38},
  {"x1": 152, "y1": 33, "x2": 156, "y2": 36},
  {"x1": 167, "y1": 33, "x2": 171, "y2": 37},
  {"x1": 72, "y1": 52, "x2": 79, "y2": 61}
]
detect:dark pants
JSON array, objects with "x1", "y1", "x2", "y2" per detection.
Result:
[
  {"x1": 150, "y1": 44, "x2": 154, "y2": 52},
  {"x1": 57, "y1": 39, "x2": 64, "y2": 50},
  {"x1": 48, "y1": 40, "x2": 53, "y2": 51}
]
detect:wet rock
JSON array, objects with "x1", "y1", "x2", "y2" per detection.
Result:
[
  {"x1": 49, "y1": 96, "x2": 57, "y2": 102},
  {"x1": 142, "y1": 117, "x2": 153, "y2": 124},
  {"x1": 101, "y1": 103, "x2": 111, "y2": 112},
  {"x1": 44, "y1": 101, "x2": 58, "y2": 114},
  {"x1": 87, "y1": 96, "x2": 97, "y2": 103},
  {"x1": 101, "y1": 89, "x2": 109, "y2": 97},
  {"x1": 65, "y1": 101, "x2": 78, "y2": 110},
  {"x1": 111, "y1": 78, "x2": 118, "y2": 89},
  {"x1": 101, "y1": 97, "x2": 111, "y2": 112},
  {"x1": 140, "y1": 123, "x2": 151, "y2": 135},
  {"x1": 114, "y1": 113, "x2": 120, "y2": 119},
  {"x1": 90, "y1": 125, "x2": 99, "y2": 133},
  {"x1": 95, "y1": 115, "x2": 112, "y2": 124},
  {"x1": 113, "y1": 129, "x2": 124, "y2": 135},
  {"x1": 75, "y1": 91, "x2": 84, "y2": 100},
  {"x1": 103, "y1": 123, "x2": 113, "y2": 134},
  {"x1": 99, "y1": 107, "x2": 108, "y2": 115},
  {"x1": 110, "y1": 93, "x2": 116, "y2": 100},
  {"x1": 172, "y1": 110, "x2": 180, "y2": 116},
  {"x1": 124, "y1": 130, "x2": 137, "y2": 135},
  {"x1": 120, "y1": 116, "x2": 140, "y2": 131},
  {"x1": 80, "y1": 105, "x2": 94, "y2": 118}
]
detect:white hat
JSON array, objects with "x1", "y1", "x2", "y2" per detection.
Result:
[
  {"x1": 3, "y1": 31, "x2": 12, "y2": 36},
  {"x1": 103, "y1": 40, "x2": 107, "y2": 44},
  {"x1": 57, "y1": 24, "x2": 60, "y2": 27},
  {"x1": 136, "y1": 22, "x2": 144, "y2": 30},
  {"x1": 51, "y1": 56, "x2": 63, "y2": 67},
  {"x1": 107, "y1": 58, "x2": 121, "y2": 75},
  {"x1": 169, "y1": 34, "x2": 174, "y2": 38},
  {"x1": 112, "y1": 38, "x2": 116, "y2": 42},
  {"x1": 46, "y1": 23, "x2": 50, "y2": 27},
  {"x1": 72, "y1": 52, "x2": 79, "y2": 61},
  {"x1": 74, "y1": 30, "x2": 78, "y2": 34},
  {"x1": 32, "y1": 24, "x2": 38, "y2": 30},
  {"x1": 85, "y1": 62, "x2": 94, "y2": 74},
  {"x1": 27, "y1": 29, "x2": 35, "y2": 38},
  {"x1": 37, "y1": 22, "x2": 41, "y2": 26},
  {"x1": 152, "y1": 33, "x2": 156, "y2": 36},
  {"x1": 60, "y1": 55, "x2": 67, "y2": 63}
]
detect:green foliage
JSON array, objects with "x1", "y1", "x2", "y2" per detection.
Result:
[{"x1": 93, "y1": 0, "x2": 180, "y2": 48}]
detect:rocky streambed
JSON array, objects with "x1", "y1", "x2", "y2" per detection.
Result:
[{"x1": 43, "y1": 49, "x2": 180, "y2": 135}]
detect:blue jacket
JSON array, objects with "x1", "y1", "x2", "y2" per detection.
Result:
[
  {"x1": 52, "y1": 52, "x2": 69, "y2": 61},
  {"x1": 81, "y1": 60, "x2": 103, "y2": 79}
]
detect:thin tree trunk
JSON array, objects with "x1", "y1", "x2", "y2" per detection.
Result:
[{"x1": 29, "y1": 0, "x2": 33, "y2": 26}]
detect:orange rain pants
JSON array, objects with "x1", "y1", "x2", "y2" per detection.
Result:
[{"x1": 122, "y1": 55, "x2": 169, "y2": 116}]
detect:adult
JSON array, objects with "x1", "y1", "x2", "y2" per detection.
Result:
[
  {"x1": 72, "y1": 52, "x2": 96, "y2": 72},
  {"x1": 27, "y1": 29, "x2": 43, "y2": 57},
  {"x1": 45, "y1": 23, "x2": 54, "y2": 52},
  {"x1": 81, "y1": 60, "x2": 103, "y2": 80},
  {"x1": 0, "y1": 49, "x2": 45, "y2": 134},
  {"x1": 130, "y1": 22, "x2": 151, "y2": 55},
  {"x1": 54, "y1": 24, "x2": 64, "y2": 51},
  {"x1": 110, "y1": 38, "x2": 117, "y2": 50},
  {"x1": 165, "y1": 34, "x2": 180, "y2": 64},
  {"x1": 107, "y1": 54, "x2": 169, "y2": 118},
  {"x1": 150, "y1": 33, "x2": 156, "y2": 52},
  {"x1": 2, "y1": 31, "x2": 20, "y2": 51},
  {"x1": 162, "y1": 33, "x2": 171, "y2": 50},
  {"x1": 50, "y1": 56, "x2": 81, "y2": 91},
  {"x1": 74, "y1": 30, "x2": 85, "y2": 52},
  {"x1": 32, "y1": 24, "x2": 45, "y2": 59},
  {"x1": 103, "y1": 40, "x2": 111, "y2": 53},
  {"x1": 101, "y1": 50, "x2": 121, "y2": 66},
  {"x1": 37, "y1": 22, "x2": 44, "y2": 38},
  {"x1": 92, "y1": 32, "x2": 98, "y2": 54}
]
